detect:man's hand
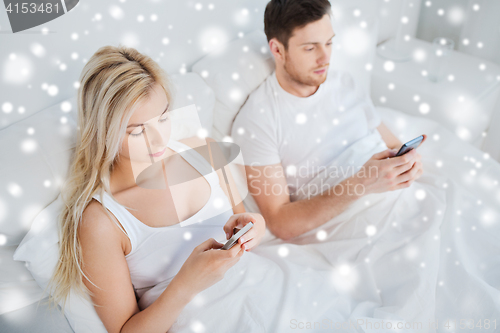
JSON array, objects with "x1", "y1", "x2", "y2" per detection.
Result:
[
  {"x1": 354, "y1": 148, "x2": 423, "y2": 194},
  {"x1": 393, "y1": 148, "x2": 424, "y2": 185}
]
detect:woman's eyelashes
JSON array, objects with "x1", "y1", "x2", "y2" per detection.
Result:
[
  {"x1": 130, "y1": 130, "x2": 143, "y2": 137},
  {"x1": 129, "y1": 115, "x2": 169, "y2": 137}
]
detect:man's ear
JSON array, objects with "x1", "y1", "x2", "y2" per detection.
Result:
[{"x1": 269, "y1": 38, "x2": 286, "y2": 63}]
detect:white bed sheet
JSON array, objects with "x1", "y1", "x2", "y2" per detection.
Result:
[{"x1": 138, "y1": 107, "x2": 500, "y2": 333}]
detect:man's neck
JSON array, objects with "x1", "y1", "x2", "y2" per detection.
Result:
[{"x1": 275, "y1": 66, "x2": 320, "y2": 98}]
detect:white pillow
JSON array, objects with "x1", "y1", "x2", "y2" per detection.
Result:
[
  {"x1": 169, "y1": 72, "x2": 216, "y2": 140},
  {"x1": 13, "y1": 194, "x2": 107, "y2": 332},
  {"x1": 377, "y1": 0, "x2": 422, "y2": 44},
  {"x1": 0, "y1": 96, "x2": 78, "y2": 318},
  {"x1": 329, "y1": 3, "x2": 380, "y2": 96},
  {"x1": 0, "y1": 246, "x2": 47, "y2": 315},
  {"x1": 7, "y1": 72, "x2": 216, "y2": 330},
  {"x1": 330, "y1": 0, "x2": 422, "y2": 45},
  {"x1": 192, "y1": 30, "x2": 275, "y2": 140},
  {"x1": 0, "y1": 97, "x2": 78, "y2": 247}
]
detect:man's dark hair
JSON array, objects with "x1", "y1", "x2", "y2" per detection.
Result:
[{"x1": 264, "y1": 0, "x2": 332, "y2": 50}]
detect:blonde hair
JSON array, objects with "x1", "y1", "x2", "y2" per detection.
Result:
[{"x1": 40, "y1": 44, "x2": 172, "y2": 316}]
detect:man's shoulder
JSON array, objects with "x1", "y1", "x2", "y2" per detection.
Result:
[{"x1": 235, "y1": 73, "x2": 278, "y2": 120}]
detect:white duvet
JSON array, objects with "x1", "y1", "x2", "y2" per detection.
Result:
[{"x1": 139, "y1": 107, "x2": 500, "y2": 333}]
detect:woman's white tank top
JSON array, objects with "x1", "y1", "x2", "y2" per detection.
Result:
[{"x1": 92, "y1": 139, "x2": 234, "y2": 302}]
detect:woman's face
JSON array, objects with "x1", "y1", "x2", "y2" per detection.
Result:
[{"x1": 121, "y1": 82, "x2": 172, "y2": 165}]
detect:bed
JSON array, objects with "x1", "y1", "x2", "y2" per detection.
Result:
[{"x1": 2, "y1": 10, "x2": 500, "y2": 333}]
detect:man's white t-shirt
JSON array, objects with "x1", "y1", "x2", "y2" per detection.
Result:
[{"x1": 231, "y1": 69, "x2": 382, "y2": 199}]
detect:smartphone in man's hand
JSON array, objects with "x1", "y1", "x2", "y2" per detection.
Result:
[{"x1": 393, "y1": 135, "x2": 426, "y2": 157}]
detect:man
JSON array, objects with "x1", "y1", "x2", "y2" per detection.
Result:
[{"x1": 231, "y1": 0, "x2": 425, "y2": 241}]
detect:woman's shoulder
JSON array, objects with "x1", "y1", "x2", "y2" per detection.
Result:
[
  {"x1": 80, "y1": 198, "x2": 129, "y2": 254},
  {"x1": 80, "y1": 199, "x2": 115, "y2": 235},
  {"x1": 82, "y1": 198, "x2": 106, "y2": 220}
]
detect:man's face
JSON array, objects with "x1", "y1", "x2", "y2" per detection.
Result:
[{"x1": 283, "y1": 14, "x2": 335, "y2": 87}]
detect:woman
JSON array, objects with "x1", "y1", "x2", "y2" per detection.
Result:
[{"x1": 44, "y1": 45, "x2": 267, "y2": 333}]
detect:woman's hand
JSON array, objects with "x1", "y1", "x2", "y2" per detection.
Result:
[
  {"x1": 172, "y1": 238, "x2": 244, "y2": 299},
  {"x1": 223, "y1": 213, "x2": 266, "y2": 252}
]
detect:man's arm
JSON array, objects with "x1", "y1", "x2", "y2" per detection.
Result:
[
  {"x1": 245, "y1": 163, "x2": 364, "y2": 241},
  {"x1": 377, "y1": 122, "x2": 403, "y2": 150}
]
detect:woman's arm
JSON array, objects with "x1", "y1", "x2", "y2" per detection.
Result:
[
  {"x1": 120, "y1": 278, "x2": 193, "y2": 333},
  {"x1": 80, "y1": 201, "x2": 245, "y2": 333},
  {"x1": 80, "y1": 201, "x2": 194, "y2": 333},
  {"x1": 124, "y1": 238, "x2": 245, "y2": 332}
]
